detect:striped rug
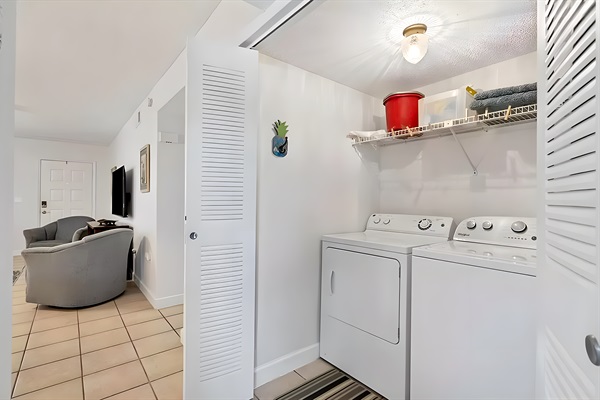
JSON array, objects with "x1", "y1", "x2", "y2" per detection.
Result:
[{"x1": 275, "y1": 369, "x2": 385, "y2": 400}]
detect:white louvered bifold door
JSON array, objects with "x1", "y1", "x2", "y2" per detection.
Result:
[
  {"x1": 184, "y1": 38, "x2": 258, "y2": 399},
  {"x1": 538, "y1": 0, "x2": 600, "y2": 398}
]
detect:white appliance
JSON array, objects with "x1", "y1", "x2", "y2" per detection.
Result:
[
  {"x1": 320, "y1": 213, "x2": 455, "y2": 399},
  {"x1": 411, "y1": 216, "x2": 537, "y2": 400}
]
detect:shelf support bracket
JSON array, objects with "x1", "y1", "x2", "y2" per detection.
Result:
[{"x1": 449, "y1": 127, "x2": 478, "y2": 175}]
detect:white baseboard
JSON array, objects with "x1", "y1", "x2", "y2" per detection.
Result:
[
  {"x1": 254, "y1": 343, "x2": 320, "y2": 388},
  {"x1": 133, "y1": 275, "x2": 183, "y2": 309}
]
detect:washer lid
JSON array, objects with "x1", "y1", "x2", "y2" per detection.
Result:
[
  {"x1": 413, "y1": 241, "x2": 537, "y2": 276},
  {"x1": 322, "y1": 231, "x2": 451, "y2": 254}
]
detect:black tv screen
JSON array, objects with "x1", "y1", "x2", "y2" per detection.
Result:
[{"x1": 112, "y1": 166, "x2": 128, "y2": 217}]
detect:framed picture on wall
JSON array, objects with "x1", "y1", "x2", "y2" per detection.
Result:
[{"x1": 140, "y1": 144, "x2": 150, "y2": 193}]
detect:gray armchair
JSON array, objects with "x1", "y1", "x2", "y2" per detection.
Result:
[
  {"x1": 21, "y1": 228, "x2": 134, "y2": 308},
  {"x1": 23, "y1": 216, "x2": 94, "y2": 248}
]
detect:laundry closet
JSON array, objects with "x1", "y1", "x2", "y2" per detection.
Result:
[{"x1": 247, "y1": 0, "x2": 599, "y2": 399}]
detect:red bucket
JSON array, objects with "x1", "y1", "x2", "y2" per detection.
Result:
[{"x1": 383, "y1": 91, "x2": 424, "y2": 132}]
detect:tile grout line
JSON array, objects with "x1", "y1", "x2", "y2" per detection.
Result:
[
  {"x1": 98, "y1": 382, "x2": 150, "y2": 400},
  {"x1": 77, "y1": 304, "x2": 86, "y2": 400},
  {"x1": 12, "y1": 376, "x2": 82, "y2": 399},
  {"x1": 12, "y1": 302, "x2": 39, "y2": 399},
  {"x1": 115, "y1": 297, "x2": 159, "y2": 400},
  {"x1": 17, "y1": 339, "x2": 80, "y2": 372}
]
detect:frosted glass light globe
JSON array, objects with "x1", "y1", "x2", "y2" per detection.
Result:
[{"x1": 401, "y1": 33, "x2": 429, "y2": 64}]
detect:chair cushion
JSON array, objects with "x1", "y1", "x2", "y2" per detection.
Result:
[{"x1": 28, "y1": 240, "x2": 69, "y2": 248}]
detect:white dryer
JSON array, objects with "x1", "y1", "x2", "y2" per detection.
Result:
[
  {"x1": 320, "y1": 213, "x2": 455, "y2": 399},
  {"x1": 411, "y1": 216, "x2": 537, "y2": 400}
]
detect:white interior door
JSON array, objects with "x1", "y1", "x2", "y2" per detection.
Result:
[
  {"x1": 184, "y1": 38, "x2": 258, "y2": 399},
  {"x1": 538, "y1": 0, "x2": 600, "y2": 398},
  {"x1": 40, "y1": 160, "x2": 94, "y2": 225}
]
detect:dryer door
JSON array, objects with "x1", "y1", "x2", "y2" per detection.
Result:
[{"x1": 323, "y1": 247, "x2": 400, "y2": 344}]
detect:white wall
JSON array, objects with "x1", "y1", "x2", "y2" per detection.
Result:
[
  {"x1": 107, "y1": 49, "x2": 186, "y2": 308},
  {"x1": 0, "y1": 0, "x2": 16, "y2": 397},
  {"x1": 106, "y1": 0, "x2": 264, "y2": 309},
  {"x1": 156, "y1": 89, "x2": 185, "y2": 305},
  {"x1": 254, "y1": 54, "x2": 382, "y2": 384},
  {"x1": 379, "y1": 52, "x2": 537, "y2": 222},
  {"x1": 12, "y1": 138, "x2": 110, "y2": 254}
]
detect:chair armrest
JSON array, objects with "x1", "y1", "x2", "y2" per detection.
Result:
[
  {"x1": 72, "y1": 227, "x2": 88, "y2": 242},
  {"x1": 23, "y1": 227, "x2": 47, "y2": 248}
]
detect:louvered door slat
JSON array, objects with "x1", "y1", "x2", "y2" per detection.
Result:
[
  {"x1": 546, "y1": 204, "x2": 598, "y2": 226},
  {"x1": 545, "y1": 98, "x2": 596, "y2": 142},
  {"x1": 547, "y1": 42, "x2": 595, "y2": 104},
  {"x1": 547, "y1": 218, "x2": 597, "y2": 245},
  {"x1": 540, "y1": 0, "x2": 600, "y2": 398},
  {"x1": 546, "y1": 153, "x2": 597, "y2": 179},
  {"x1": 546, "y1": 9, "x2": 595, "y2": 83},
  {"x1": 547, "y1": 68, "x2": 596, "y2": 126},
  {"x1": 546, "y1": 115, "x2": 595, "y2": 155},
  {"x1": 546, "y1": 133, "x2": 596, "y2": 166},
  {"x1": 546, "y1": 170, "x2": 597, "y2": 192}
]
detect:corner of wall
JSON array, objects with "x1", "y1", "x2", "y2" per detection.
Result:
[
  {"x1": 133, "y1": 274, "x2": 183, "y2": 310},
  {"x1": 254, "y1": 343, "x2": 320, "y2": 388}
]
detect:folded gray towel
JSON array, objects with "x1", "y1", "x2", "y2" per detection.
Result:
[
  {"x1": 474, "y1": 83, "x2": 537, "y2": 101},
  {"x1": 470, "y1": 90, "x2": 537, "y2": 112}
]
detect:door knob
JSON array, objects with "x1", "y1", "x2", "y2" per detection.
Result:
[
  {"x1": 189, "y1": 232, "x2": 198, "y2": 240},
  {"x1": 585, "y1": 335, "x2": 600, "y2": 366},
  {"x1": 41, "y1": 211, "x2": 47, "y2": 214}
]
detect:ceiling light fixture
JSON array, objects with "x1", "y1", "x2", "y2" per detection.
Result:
[{"x1": 401, "y1": 23, "x2": 429, "y2": 64}]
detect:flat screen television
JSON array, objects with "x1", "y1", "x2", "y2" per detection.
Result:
[{"x1": 111, "y1": 166, "x2": 128, "y2": 217}]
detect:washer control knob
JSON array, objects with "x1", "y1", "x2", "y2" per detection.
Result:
[
  {"x1": 373, "y1": 218, "x2": 381, "y2": 224},
  {"x1": 482, "y1": 221, "x2": 493, "y2": 230},
  {"x1": 418, "y1": 219, "x2": 432, "y2": 230},
  {"x1": 511, "y1": 221, "x2": 527, "y2": 233},
  {"x1": 466, "y1": 220, "x2": 477, "y2": 230},
  {"x1": 383, "y1": 219, "x2": 391, "y2": 225}
]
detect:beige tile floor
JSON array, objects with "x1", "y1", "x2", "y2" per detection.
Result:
[
  {"x1": 11, "y1": 257, "x2": 184, "y2": 400},
  {"x1": 12, "y1": 256, "x2": 334, "y2": 400}
]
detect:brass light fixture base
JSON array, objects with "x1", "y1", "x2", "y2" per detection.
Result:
[{"x1": 403, "y1": 23, "x2": 428, "y2": 37}]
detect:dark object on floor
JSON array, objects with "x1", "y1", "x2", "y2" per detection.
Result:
[
  {"x1": 23, "y1": 216, "x2": 95, "y2": 248},
  {"x1": 13, "y1": 268, "x2": 24, "y2": 285},
  {"x1": 21, "y1": 228, "x2": 133, "y2": 308},
  {"x1": 275, "y1": 368, "x2": 385, "y2": 400},
  {"x1": 473, "y1": 83, "x2": 537, "y2": 101},
  {"x1": 470, "y1": 90, "x2": 537, "y2": 113}
]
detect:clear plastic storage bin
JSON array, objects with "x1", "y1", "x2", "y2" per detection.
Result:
[{"x1": 419, "y1": 86, "x2": 476, "y2": 126}]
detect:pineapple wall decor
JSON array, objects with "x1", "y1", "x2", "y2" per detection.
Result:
[{"x1": 272, "y1": 120, "x2": 289, "y2": 158}]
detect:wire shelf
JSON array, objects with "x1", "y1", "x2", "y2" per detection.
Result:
[{"x1": 351, "y1": 104, "x2": 537, "y2": 146}]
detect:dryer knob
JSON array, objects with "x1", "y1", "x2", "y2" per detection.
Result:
[
  {"x1": 511, "y1": 221, "x2": 527, "y2": 233},
  {"x1": 418, "y1": 219, "x2": 432, "y2": 230},
  {"x1": 383, "y1": 219, "x2": 391, "y2": 225},
  {"x1": 466, "y1": 220, "x2": 477, "y2": 230},
  {"x1": 373, "y1": 218, "x2": 381, "y2": 224},
  {"x1": 482, "y1": 221, "x2": 493, "y2": 230}
]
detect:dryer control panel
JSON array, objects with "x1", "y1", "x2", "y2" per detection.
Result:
[
  {"x1": 366, "y1": 214, "x2": 455, "y2": 238},
  {"x1": 453, "y1": 216, "x2": 537, "y2": 249}
]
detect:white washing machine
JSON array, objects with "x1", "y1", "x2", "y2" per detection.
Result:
[
  {"x1": 411, "y1": 216, "x2": 537, "y2": 400},
  {"x1": 320, "y1": 213, "x2": 455, "y2": 399}
]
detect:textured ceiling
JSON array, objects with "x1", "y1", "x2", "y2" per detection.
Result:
[
  {"x1": 15, "y1": 0, "x2": 220, "y2": 145},
  {"x1": 256, "y1": 0, "x2": 537, "y2": 99}
]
